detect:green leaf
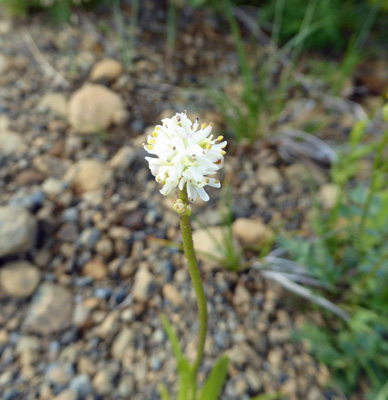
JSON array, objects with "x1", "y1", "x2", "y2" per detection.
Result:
[
  {"x1": 250, "y1": 393, "x2": 284, "y2": 400},
  {"x1": 197, "y1": 356, "x2": 229, "y2": 400},
  {"x1": 375, "y1": 380, "x2": 388, "y2": 400},
  {"x1": 161, "y1": 315, "x2": 183, "y2": 362},
  {"x1": 177, "y1": 358, "x2": 196, "y2": 400},
  {"x1": 159, "y1": 383, "x2": 172, "y2": 400}
]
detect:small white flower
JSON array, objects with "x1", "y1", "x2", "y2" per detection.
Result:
[{"x1": 144, "y1": 112, "x2": 227, "y2": 202}]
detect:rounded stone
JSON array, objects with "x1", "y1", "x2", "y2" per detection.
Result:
[
  {"x1": 0, "y1": 261, "x2": 40, "y2": 298},
  {"x1": 0, "y1": 206, "x2": 37, "y2": 257}
]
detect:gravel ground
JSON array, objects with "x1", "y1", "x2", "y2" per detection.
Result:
[{"x1": 0, "y1": 4, "x2": 376, "y2": 400}]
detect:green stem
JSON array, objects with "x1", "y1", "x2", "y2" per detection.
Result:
[
  {"x1": 178, "y1": 188, "x2": 208, "y2": 374},
  {"x1": 358, "y1": 128, "x2": 388, "y2": 239}
]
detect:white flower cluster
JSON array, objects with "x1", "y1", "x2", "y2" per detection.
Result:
[{"x1": 144, "y1": 112, "x2": 227, "y2": 202}]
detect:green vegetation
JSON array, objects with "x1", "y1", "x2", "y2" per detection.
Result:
[
  {"x1": 279, "y1": 107, "x2": 388, "y2": 397},
  {"x1": 2, "y1": 0, "x2": 107, "y2": 20},
  {"x1": 160, "y1": 316, "x2": 229, "y2": 400}
]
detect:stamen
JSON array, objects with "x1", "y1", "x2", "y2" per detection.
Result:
[
  {"x1": 210, "y1": 122, "x2": 214, "y2": 127},
  {"x1": 147, "y1": 145, "x2": 153, "y2": 150},
  {"x1": 205, "y1": 178, "x2": 209, "y2": 183},
  {"x1": 152, "y1": 131, "x2": 158, "y2": 137},
  {"x1": 201, "y1": 123, "x2": 207, "y2": 129},
  {"x1": 221, "y1": 150, "x2": 226, "y2": 155},
  {"x1": 217, "y1": 136, "x2": 224, "y2": 141}
]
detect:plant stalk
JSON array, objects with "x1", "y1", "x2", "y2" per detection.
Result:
[{"x1": 178, "y1": 188, "x2": 208, "y2": 374}]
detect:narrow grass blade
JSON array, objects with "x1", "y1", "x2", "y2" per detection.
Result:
[
  {"x1": 159, "y1": 383, "x2": 172, "y2": 400},
  {"x1": 161, "y1": 315, "x2": 183, "y2": 361},
  {"x1": 197, "y1": 356, "x2": 229, "y2": 400}
]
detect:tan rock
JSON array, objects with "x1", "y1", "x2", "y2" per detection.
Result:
[
  {"x1": 68, "y1": 84, "x2": 128, "y2": 133},
  {"x1": 0, "y1": 130, "x2": 26, "y2": 155},
  {"x1": 64, "y1": 159, "x2": 113, "y2": 194},
  {"x1": 83, "y1": 258, "x2": 109, "y2": 280},
  {"x1": 132, "y1": 265, "x2": 155, "y2": 302},
  {"x1": 53, "y1": 389, "x2": 77, "y2": 400},
  {"x1": 162, "y1": 283, "x2": 184, "y2": 306},
  {"x1": 319, "y1": 183, "x2": 339, "y2": 210},
  {"x1": 90, "y1": 59, "x2": 123, "y2": 82},
  {"x1": 232, "y1": 218, "x2": 273, "y2": 245},
  {"x1": 0, "y1": 53, "x2": 11, "y2": 74},
  {"x1": 192, "y1": 226, "x2": 229, "y2": 269},
  {"x1": 284, "y1": 163, "x2": 326, "y2": 186},
  {"x1": 111, "y1": 327, "x2": 134, "y2": 360},
  {"x1": 38, "y1": 93, "x2": 67, "y2": 117},
  {"x1": 257, "y1": 166, "x2": 282, "y2": 186},
  {"x1": 233, "y1": 282, "x2": 251, "y2": 307},
  {"x1": 110, "y1": 146, "x2": 136, "y2": 170},
  {"x1": 0, "y1": 261, "x2": 40, "y2": 298}
]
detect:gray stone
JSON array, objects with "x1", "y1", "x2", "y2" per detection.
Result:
[
  {"x1": 0, "y1": 261, "x2": 40, "y2": 298},
  {"x1": 46, "y1": 362, "x2": 74, "y2": 386},
  {"x1": 79, "y1": 228, "x2": 101, "y2": 249},
  {"x1": 69, "y1": 374, "x2": 93, "y2": 399},
  {"x1": 0, "y1": 207, "x2": 37, "y2": 257},
  {"x1": 24, "y1": 283, "x2": 73, "y2": 335}
]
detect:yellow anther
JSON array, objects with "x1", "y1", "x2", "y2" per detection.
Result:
[
  {"x1": 210, "y1": 122, "x2": 214, "y2": 127},
  {"x1": 147, "y1": 145, "x2": 153, "y2": 150},
  {"x1": 205, "y1": 178, "x2": 209, "y2": 183},
  {"x1": 156, "y1": 126, "x2": 161, "y2": 131},
  {"x1": 215, "y1": 180, "x2": 220, "y2": 184},
  {"x1": 152, "y1": 131, "x2": 158, "y2": 137},
  {"x1": 206, "y1": 144, "x2": 212, "y2": 150},
  {"x1": 201, "y1": 123, "x2": 207, "y2": 129},
  {"x1": 217, "y1": 136, "x2": 224, "y2": 141},
  {"x1": 221, "y1": 150, "x2": 226, "y2": 155},
  {"x1": 222, "y1": 143, "x2": 227, "y2": 149}
]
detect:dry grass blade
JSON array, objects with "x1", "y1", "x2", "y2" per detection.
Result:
[
  {"x1": 253, "y1": 252, "x2": 349, "y2": 321},
  {"x1": 261, "y1": 270, "x2": 349, "y2": 321},
  {"x1": 23, "y1": 28, "x2": 70, "y2": 89},
  {"x1": 271, "y1": 128, "x2": 337, "y2": 166}
]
